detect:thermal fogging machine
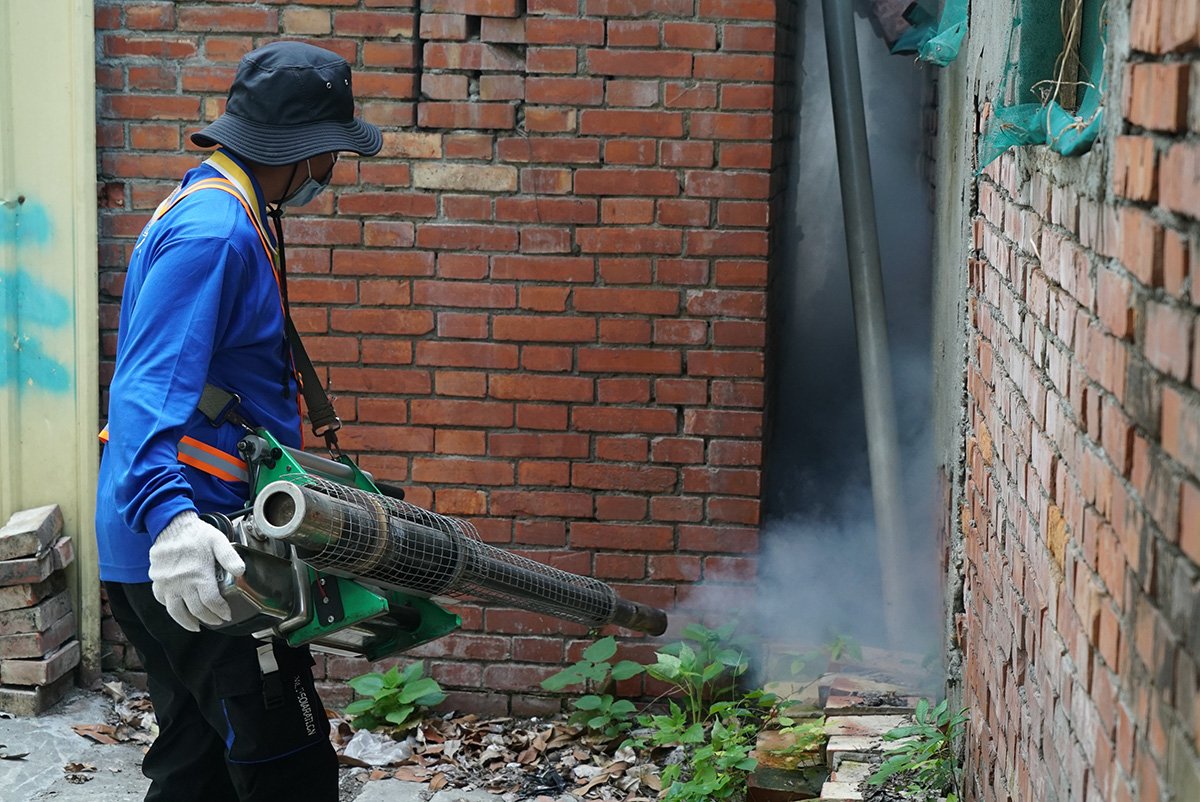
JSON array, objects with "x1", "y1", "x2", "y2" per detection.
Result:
[{"x1": 206, "y1": 430, "x2": 669, "y2": 660}]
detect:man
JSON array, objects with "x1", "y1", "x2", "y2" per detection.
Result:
[{"x1": 96, "y1": 41, "x2": 381, "y2": 801}]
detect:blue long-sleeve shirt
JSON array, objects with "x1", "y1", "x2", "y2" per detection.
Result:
[{"x1": 96, "y1": 151, "x2": 301, "y2": 583}]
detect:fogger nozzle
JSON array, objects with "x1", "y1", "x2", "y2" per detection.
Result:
[{"x1": 252, "y1": 479, "x2": 668, "y2": 636}]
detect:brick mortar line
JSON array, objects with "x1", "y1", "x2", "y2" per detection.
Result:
[
  {"x1": 959, "y1": 460, "x2": 1098, "y2": 775},
  {"x1": 984, "y1": 160, "x2": 1195, "y2": 311},
  {"x1": 965, "y1": 289, "x2": 1199, "y2": 771},
  {"x1": 979, "y1": 181, "x2": 1195, "y2": 408},
  {"x1": 975, "y1": 195, "x2": 1199, "y2": 525},
  {"x1": 967, "y1": 255, "x2": 1179, "y2": 561},
  {"x1": 964, "y1": 260, "x2": 1160, "y2": 586}
]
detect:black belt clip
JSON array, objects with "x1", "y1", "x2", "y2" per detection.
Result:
[
  {"x1": 256, "y1": 642, "x2": 285, "y2": 710},
  {"x1": 199, "y1": 384, "x2": 251, "y2": 431}
]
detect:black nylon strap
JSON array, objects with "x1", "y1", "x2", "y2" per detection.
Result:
[
  {"x1": 184, "y1": 179, "x2": 341, "y2": 453},
  {"x1": 285, "y1": 315, "x2": 342, "y2": 440},
  {"x1": 268, "y1": 209, "x2": 342, "y2": 452}
]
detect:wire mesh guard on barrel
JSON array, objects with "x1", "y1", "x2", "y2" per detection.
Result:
[{"x1": 252, "y1": 476, "x2": 666, "y2": 635}]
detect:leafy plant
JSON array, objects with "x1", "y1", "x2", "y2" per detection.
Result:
[
  {"x1": 637, "y1": 698, "x2": 761, "y2": 802},
  {"x1": 344, "y1": 661, "x2": 447, "y2": 733},
  {"x1": 769, "y1": 714, "x2": 827, "y2": 756},
  {"x1": 867, "y1": 697, "x2": 967, "y2": 801},
  {"x1": 648, "y1": 625, "x2": 756, "y2": 723},
  {"x1": 635, "y1": 699, "x2": 705, "y2": 750},
  {"x1": 823, "y1": 632, "x2": 863, "y2": 663},
  {"x1": 633, "y1": 626, "x2": 777, "y2": 802},
  {"x1": 540, "y1": 636, "x2": 643, "y2": 738},
  {"x1": 669, "y1": 622, "x2": 751, "y2": 667},
  {"x1": 786, "y1": 630, "x2": 863, "y2": 680}
]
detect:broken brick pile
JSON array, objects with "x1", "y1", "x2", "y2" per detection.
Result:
[
  {"x1": 0, "y1": 504, "x2": 80, "y2": 715},
  {"x1": 749, "y1": 644, "x2": 940, "y2": 802}
]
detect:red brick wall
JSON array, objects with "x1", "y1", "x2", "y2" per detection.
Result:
[
  {"x1": 95, "y1": 0, "x2": 795, "y2": 713},
  {"x1": 960, "y1": 1, "x2": 1200, "y2": 799}
]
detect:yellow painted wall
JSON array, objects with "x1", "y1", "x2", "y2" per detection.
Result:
[{"x1": 0, "y1": 1, "x2": 100, "y2": 678}]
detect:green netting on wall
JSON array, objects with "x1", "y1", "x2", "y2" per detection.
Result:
[
  {"x1": 890, "y1": 0, "x2": 969, "y2": 66},
  {"x1": 978, "y1": 0, "x2": 1108, "y2": 171}
]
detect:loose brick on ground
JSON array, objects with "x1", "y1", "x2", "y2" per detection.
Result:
[
  {"x1": 0, "y1": 505, "x2": 62, "y2": 562},
  {"x1": 0, "y1": 638, "x2": 81, "y2": 686},
  {"x1": 0, "y1": 538, "x2": 74, "y2": 587}
]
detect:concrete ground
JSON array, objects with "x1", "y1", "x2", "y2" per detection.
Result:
[
  {"x1": 0, "y1": 687, "x2": 532, "y2": 802},
  {"x1": 0, "y1": 688, "x2": 145, "y2": 801}
]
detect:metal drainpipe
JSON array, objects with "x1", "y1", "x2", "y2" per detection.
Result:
[{"x1": 820, "y1": 0, "x2": 908, "y2": 646}]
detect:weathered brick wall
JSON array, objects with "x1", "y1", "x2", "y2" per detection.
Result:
[
  {"x1": 958, "y1": 1, "x2": 1200, "y2": 799},
  {"x1": 95, "y1": 0, "x2": 795, "y2": 714}
]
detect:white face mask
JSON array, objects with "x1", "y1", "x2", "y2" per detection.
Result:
[{"x1": 280, "y1": 158, "x2": 333, "y2": 209}]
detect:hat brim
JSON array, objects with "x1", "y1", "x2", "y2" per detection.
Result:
[{"x1": 191, "y1": 112, "x2": 382, "y2": 165}]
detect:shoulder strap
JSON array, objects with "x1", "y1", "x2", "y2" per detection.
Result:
[
  {"x1": 284, "y1": 316, "x2": 342, "y2": 444},
  {"x1": 161, "y1": 179, "x2": 344, "y2": 452},
  {"x1": 266, "y1": 209, "x2": 343, "y2": 453},
  {"x1": 198, "y1": 323, "x2": 342, "y2": 451},
  {"x1": 157, "y1": 178, "x2": 275, "y2": 266}
]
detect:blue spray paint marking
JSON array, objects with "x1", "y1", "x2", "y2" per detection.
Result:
[
  {"x1": 0, "y1": 199, "x2": 73, "y2": 394},
  {"x1": 0, "y1": 200, "x2": 53, "y2": 246}
]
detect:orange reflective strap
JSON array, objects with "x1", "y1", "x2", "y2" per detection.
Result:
[
  {"x1": 177, "y1": 436, "x2": 249, "y2": 483},
  {"x1": 156, "y1": 178, "x2": 276, "y2": 270},
  {"x1": 98, "y1": 426, "x2": 249, "y2": 484}
]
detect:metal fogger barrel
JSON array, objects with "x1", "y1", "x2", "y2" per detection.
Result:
[{"x1": 252, "y1": 477, "x2": 668, "y2": 636}]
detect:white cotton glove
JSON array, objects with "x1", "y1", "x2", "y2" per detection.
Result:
[{"x1": 149, "y1": 511, "x2": 245, "y2": 632}]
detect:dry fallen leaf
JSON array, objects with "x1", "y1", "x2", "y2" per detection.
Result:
[
  {"x1": 63, "y1": 762, "x2": 96, "y2": 773},
  {"x1": 328, "y1": 707, "x2": 683, "y2": 801},
  {"x1": 100, "y1": 681, "x2": 127, "y2": 702},
  {"x1": 576, "y1": 761, "x2": 629, "y2": 795},
  {"x1": 545, "y1": 735, "x2": 575, "y2": 750},
  {"x1": 71, "y1": 724, "x2": 123, "y2": 745},
  {"x1": 613, "y1": 745, "x2": 636, "y2": 763},
  {"x1": 391, "y1": 766, "x2": 427, "y2": 782},
  {"x1": 626, "y1": 761, "x2": 661, "y2": 790},
  {"x1": 478, "y1": 744, "x2": 506, "y2": 765}
]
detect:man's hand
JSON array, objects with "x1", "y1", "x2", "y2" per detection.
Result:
[{"x1": 149, "y1": 511, "x2": 246, "y2": 632}]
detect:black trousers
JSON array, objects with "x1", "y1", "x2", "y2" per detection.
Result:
[{"x1": 105, "y1": 581, "x2": 339, "y2": 802}]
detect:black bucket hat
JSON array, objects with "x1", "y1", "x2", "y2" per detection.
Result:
[{"x1": 192, "y1": 41, "x2": 382, "y2": 166}]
